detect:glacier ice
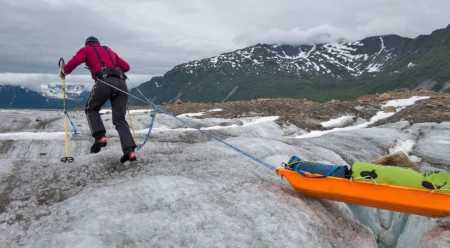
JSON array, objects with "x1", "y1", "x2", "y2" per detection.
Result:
[{"x1": 0, "y1": 103, "x2": 449, "y2": 247}]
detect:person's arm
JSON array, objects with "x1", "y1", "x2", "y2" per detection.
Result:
[
  {"x1": 115, "y1": 53, "x2": 130, "y2": 73},
  {"x1": 63, "y1": 47, "x2": 87, "y2": 74}
]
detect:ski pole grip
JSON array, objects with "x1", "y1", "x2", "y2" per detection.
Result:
[{"x1": 58, "y1": 58, "x2": 65, "y2": 68}]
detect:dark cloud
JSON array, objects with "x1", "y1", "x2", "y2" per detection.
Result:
[
  {"x1": 0, "y1": 0, "x2": 449, "y2": 79},
  {"x1": 0, "y1": 1, "x2": 139, "y2": 73}
]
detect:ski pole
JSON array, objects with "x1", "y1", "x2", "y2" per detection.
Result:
[{"x1": 58, "y1": 58, "x2": 74, "y2": 163}]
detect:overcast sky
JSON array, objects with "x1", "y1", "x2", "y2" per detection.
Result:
[{"x1": 0, "y1": 0, "x2": 449, "y2": 90}]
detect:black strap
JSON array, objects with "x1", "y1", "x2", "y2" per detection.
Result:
[
  {"x1": 91, "y1": 45, "x2": 118, "y2": 69},
  {"x1": 103, "y1": 47, "x2": 118, "y2": 68},
  {"x1": 89, "y1": 45, "x2": 127, "y2": 80},
  {"x1": 91, "y1": 46, "x2": 105, "y2": 68}
]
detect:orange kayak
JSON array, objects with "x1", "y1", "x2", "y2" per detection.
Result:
[{"x1": 276, "y1": 168, "x2": 450, "y2": 218}]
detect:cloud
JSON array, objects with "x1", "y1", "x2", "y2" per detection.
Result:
[
  {"x1": 232, "y1": 1, "x2": 450, "y2": 46},
  {"x1": 0, "y1": 73, "x2": 154, "y2": 92},
  {"x1": 0, "y1": 0, "x2": 449, "y2": 82},
  {"x1": 355, "y1": 17, "x2": 421, "y2": 37},
  {"x1": 234, "y1": 24, "x2": 361, "y2": 46}
]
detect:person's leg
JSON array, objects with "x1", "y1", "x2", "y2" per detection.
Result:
[
  {"x1": 85, "y1": 80, "x2": 111, "y2": 153},
  {"x1": 109, "y1": 77, "x2": 137, "y2": 162}
]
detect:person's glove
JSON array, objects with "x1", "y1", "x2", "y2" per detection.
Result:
[{"x1": 59, "y1": 69, "x2": 66, "y2": 79}]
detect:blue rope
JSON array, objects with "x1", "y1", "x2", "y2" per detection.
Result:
[
  {"x1": 156, "y1": 107, "x2": 277, "y2": 171},
  {"x1": 96, "y1": 78, "x2": 277, "y2": 172},
  {"x1": 66, "y1": 111, "x2": 77, "y2": 136},
  {"x1": 137, "y1": 105, "x2": 158, "y2": 150}
]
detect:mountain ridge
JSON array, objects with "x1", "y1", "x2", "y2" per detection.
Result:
[
  {"x1": 130, "y1": 24, "x2": 450, "y2": 105},
  {"x1": 0, "y1": 84, "x2": 91, "y2": 109},
  {"x1": 1, "y1": 25, "x2": 449, "y2": 109}
]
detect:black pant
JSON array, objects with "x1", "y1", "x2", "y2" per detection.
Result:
[{"x1": 85, "y1": 76, "x2": 136, "y2": 153}]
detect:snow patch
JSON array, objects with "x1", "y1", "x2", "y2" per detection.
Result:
[
  {"x1": 367, "y1": 63, "x2": 382, "y2": 72},
  {"x1": 210, "y1": 57, "x2": 218, "y2": 64},
  {"x1": 305, "y1": 45, "x2": 316, "y2": 57},
  {"x1": 381, "y1": 96, "x2": 430, "y2": 111},
  {"x1": 373, "y1": 37, "x2": 385, "y2": 58},
  {"x1": 389, "y1": 139, "x2": 422, "y2": 163},
  {"x1": 389, "y1": 139, "x2": 415, "y2": 154},
  {"x1": 297, "y1": 96, "x2": 430, "y2": 139},
  {"x1": 176, "y1": 109, "x2": 223, "y2": 118},
  {"x1": 320, "y1": 116, "x2": 355, "y2": 129}
]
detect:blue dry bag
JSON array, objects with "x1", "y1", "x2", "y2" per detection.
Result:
[{"x1": 286, "y1": 156, "x2": 349, "y2": 178}]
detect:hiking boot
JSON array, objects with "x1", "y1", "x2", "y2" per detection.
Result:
[
  {"x1": 90, "y1": 136, "x2": 107, "y2": 153},
  {"x1": 120, "y1": 151, "x2": 137, "y2": 164}
]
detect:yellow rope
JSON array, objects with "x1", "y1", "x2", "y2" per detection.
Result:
[
  {"x1": 424, "y1": 177, "x2": 438, "y2": 191},
  {"x1": 127, "y1": 105, "x2": 137, "y2": 145}
]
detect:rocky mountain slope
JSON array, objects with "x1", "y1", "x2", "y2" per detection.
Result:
[{"x1": 130, "y1": 89, "x2": 450, "y2": 133}]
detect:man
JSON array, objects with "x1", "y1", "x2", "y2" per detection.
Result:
[{"x1": 59, "y1": 36, "x2": 137, "y2": 163}]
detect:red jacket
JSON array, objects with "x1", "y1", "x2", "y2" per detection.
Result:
[{"x1": 63, "y1": 42, "x2": 130, "y2": 80}]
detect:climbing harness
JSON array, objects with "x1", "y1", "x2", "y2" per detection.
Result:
[
  {"x1": 95, "y1": 77, "x2": 277, "y2": 171},
  {"x1": 90, "y1": 45, "x2": 127, "y2": 80},
  {"x1": 58, "y1": 58, "x2": 75, "y2": 163}
]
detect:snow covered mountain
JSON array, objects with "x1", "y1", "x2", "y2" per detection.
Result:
[
  {"x1": 40, "y1": 84, "x2": 88, "y2": 101},
  {"x1": 0, "y1": 84, "x2": 90, "y2": 109},
  {"x1": 132, "y1": 24, "x2": 450, "y2": 104},
  {"x1": 177, "y1": 35, "x2": 401, "y2": 79}
]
